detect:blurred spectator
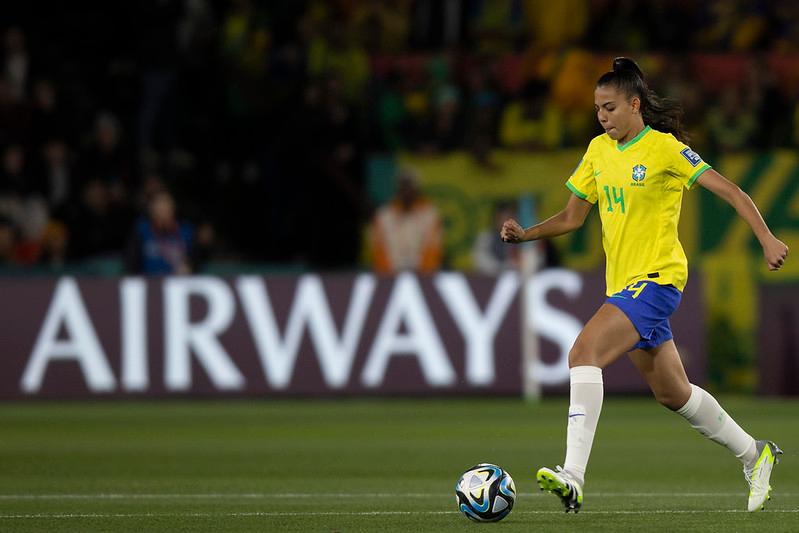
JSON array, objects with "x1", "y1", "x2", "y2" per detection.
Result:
[
  {"x1": 418, "y1": 85, "x2": 464, "y2": 153},
  {"x1": 3, "y1": 28, "x2": 29, "y2": 101},
  {"x1": 499, "y1": 79, "x2": 563, "y2": 150},
  {"x1": 409, "y1": 0, "x2": 465, "y2": 50},
  {"x1": 417, "y1": 56, "x2": 464, "y2": 153},
  {"x1": 695, "y1": 1, "x2": 769, "y2": 51},
  {"x1": 463, "y1": 62, "x2": 502, "y2": 165},
  {"x1": 472, "y1": 199, "x2": 560, "y2": 274},
  {"x1": 0, "y1": 77, "x2": 30, "y2": 146},
  {"x1": 38, "y1": 140, "x2": 73, "y2": 216},
  {"x1": 744, "y1": 57, "x2": 792, "y2": 148},
  {"x1": 375, "y1": 69, "x2": 409, "y2": 151},
  {"x1": 137, "y1": 0, "x2": 181, "y2": 153},
  {"x1": 134, "y1": 171, "x2": 168, "y2": 212},
  {"x1": 218, "y1": 0, "x2": 271, "y2": 163},
  {"x1": 0, "y1": 144, "x2": 48, "y2": 264},
  {"x1": 125, "y1": 190, "x2": 195, "y2": 275},
  {"x1": 772, "y1": 1, "x2": 799, "y2": 53},
  {"x1": 177, "y1": 0, "x2": 216, "y2": 63},
  {"x1": 30, "y1": 80, "x2": 71, "y2": 148},
  {"x1": 221, "y1": 0, "x2": 269, "y2": 77},
  {"x1": 0, "y1": 215, "x2": 20, "y2": 266},
  {"x1": 399, "y1": 72, "x2": 431, "y2": 150},
  {"x1": 192, "y1": 221, "x2": 215, "y2": 272},
  {"x1": 306, "y1": 11, "x2": 369, "y2": 102},
  {"x1": 369, "y1": 168, "x2": 442, "y2": 274},
  {"x1": 67, "y1": 178, "x2": 131, "y2": 260},
  {"x1": 78, "y1": 112, "x2": 133, "y2": 202},
  {"x1": 353, "y1": 0, "x2": 410, "y2": 53},
  {"x1": 473, "y1": 201, "x2": 521, "y2": 275},
  {"x1": 524, "y1": 0, "x2": 589, "y2": 51},
  {"x1": 0, "y1": 144, "x2": 32, "y2": 195},
  {"x1": 586, "y1": 0, "x2": 658, "y2": 51},
  {"x1": 305, "y1": 74, "x2": 366, "y2": 269},
  {"x1": 466, "y1": 0, "x2": 524, "y2": 55},
  {"x1": 38, "y1": 220, "x2": 68, "y2": 270},
  {"x1": 549, "y1": 49, "x2": 601, "y2": 144},
  {"x1": 657, "y1": 58, "x2": 705, "y2": 142}
]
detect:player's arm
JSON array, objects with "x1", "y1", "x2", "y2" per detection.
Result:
[
  {"x1": 696, "y1": 169, "x2": 788, "y2": 271},
  {"x1": 501, "y1": 193, "x2": 593, "y2": 243}
]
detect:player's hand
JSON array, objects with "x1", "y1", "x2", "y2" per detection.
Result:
[
  {"x1": 501, "y1": 219, "x2": 525, "y2": 243},
  {"x1": 762, "y1": 235, "x2": 788, "y2": 271}
]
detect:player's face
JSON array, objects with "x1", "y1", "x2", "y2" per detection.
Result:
[{"x1": 594, "y1": 85, "x2": 639, "y2": 141}]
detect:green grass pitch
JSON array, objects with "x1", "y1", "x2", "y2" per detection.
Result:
[{"x1": 0, "y1": 397, "x2": 796, "y2": 532}]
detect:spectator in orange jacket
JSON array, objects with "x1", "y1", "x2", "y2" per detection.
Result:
[{"x1": 369, "y1": 168, "x2": 442, "y2": 274}]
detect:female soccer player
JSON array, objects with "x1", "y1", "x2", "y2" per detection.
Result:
[{"x1": 501, "y1": 57, "x2": 788, "y2": 513}]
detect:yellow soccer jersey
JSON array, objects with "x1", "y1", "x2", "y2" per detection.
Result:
[{"x1": 566, "y1": 126, "x2": 711, "y2": 296}]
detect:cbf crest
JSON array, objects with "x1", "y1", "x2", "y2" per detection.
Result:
[{"x1": 632, "y1": 164, "x2": 647, "y2": 182}]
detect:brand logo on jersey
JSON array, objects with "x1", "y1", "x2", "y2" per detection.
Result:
[
  {"x1": 680, "y1": 147, "x2": 702, "y2": 167},
  {"x1": 632, "y1": 164, "x2": 646, "y2": 182}
]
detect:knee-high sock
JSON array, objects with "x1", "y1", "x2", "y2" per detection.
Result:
[
  {"x1": 676, "y1": 384, "x2": 757, "y2": 465},
  {"x1": 563, "y1": 366, "x2": 603, "y2": 486}
]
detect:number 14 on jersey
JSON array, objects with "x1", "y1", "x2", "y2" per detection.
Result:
[{"x1": 603, "y1": 185, "x2": 625, "y2": 214}]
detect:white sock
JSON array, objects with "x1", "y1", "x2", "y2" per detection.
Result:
[
  {"x1": 676, "y1": 384, "x2": 757, "y2": 465},
  {"x1": 563, "y1": 365, "x2": 603, "y2": 486}
]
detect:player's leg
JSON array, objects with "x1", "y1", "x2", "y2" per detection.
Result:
[
  {"x1": 628, "y1": 340, "x2": 783, "y2": 511},
  {"x1": 629, "y1": 340, "x2": 756, "y2": 456},
  {"x1": 564, "y1": 303, "x2": 640, "y2": 482},
  {"x1": 537, "y1": 303, "x2": 639, "y2": 512},
  {"x1": 627, "y1": 340, "x2": 691, "y2": 409}
]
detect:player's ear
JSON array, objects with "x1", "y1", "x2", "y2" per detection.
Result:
[{"x1": 630, "y1": 95, "x2": 641, "y2": 114}]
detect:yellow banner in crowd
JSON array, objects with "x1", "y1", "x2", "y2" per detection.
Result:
[{"x1": 402, "y1": 149, "x2": 799, "y2": 275}]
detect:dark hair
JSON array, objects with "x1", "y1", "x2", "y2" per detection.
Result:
[{"x1": 597, "y1": 57, "x2": 689, "y2": 144}]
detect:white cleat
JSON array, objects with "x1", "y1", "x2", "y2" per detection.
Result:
[{"x1": 744, "y1": 440, "x2": 783, "y2": 512}]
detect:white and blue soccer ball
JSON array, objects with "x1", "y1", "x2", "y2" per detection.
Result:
[{"x1": 455, "y1": 463, "x2": 516, "y2": 522}]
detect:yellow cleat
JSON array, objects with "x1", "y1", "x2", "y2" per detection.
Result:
[{"x1": 536, "y1": 466, "x2": 583, "y2": 513}]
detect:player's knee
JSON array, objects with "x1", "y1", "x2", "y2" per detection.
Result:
[
  {"x1": 655, "y1": 392, "x2": 681, "y2": 411},
  {"x1": 654, "y1": 387, "x2": 691, "y2": 411},
  {"x1": 568, "y1": 341, "x2": 599, "y2": 368}
]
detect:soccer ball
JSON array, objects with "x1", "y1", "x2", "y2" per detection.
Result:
[{"x1": 455, "y1": 463, "x2": 516, "y2": 522}]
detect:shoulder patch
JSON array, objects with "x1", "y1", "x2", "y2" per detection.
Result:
[{"x1": 680, "y1": 147, "x2": 702, "y2": 167}]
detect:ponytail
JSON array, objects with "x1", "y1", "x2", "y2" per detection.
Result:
[{"x1": 597, "y1": 57, "x2": 690, "y2": 144}]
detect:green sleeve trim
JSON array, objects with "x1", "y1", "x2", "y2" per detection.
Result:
[
  {"x1": 566, "y1": 181, "x2": 589, "y2": 200},
  {"x1": 687, "y1": 163, "x2": 711, "y2": 189}
]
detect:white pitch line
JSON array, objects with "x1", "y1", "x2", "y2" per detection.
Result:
[
  {"x1": 0, "y1": 492, "x2": 796, "y2": 500},
  {"x1": 2, "y1": 509, "x2": 799, "y2": 519}
]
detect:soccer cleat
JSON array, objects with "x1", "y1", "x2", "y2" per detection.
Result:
[
  {"x1": 536, "y1": 466, "x2": 583, "y2": 513},
  {"x1": 744, "y1": 440, "x2": 783, "y2": 512}
]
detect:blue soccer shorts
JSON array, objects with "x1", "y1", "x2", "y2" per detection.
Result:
[{"x1": 605, "y1": 280, "x2": 682, "y2": 350}]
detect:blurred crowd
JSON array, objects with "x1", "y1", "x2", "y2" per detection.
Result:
[{"x1": 2, "y1": 0, "x2": 799, "y2": 274}]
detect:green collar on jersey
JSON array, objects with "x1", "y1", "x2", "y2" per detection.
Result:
[{"x1": 616, "y1": 125, "x2": 651, "y2": 152}]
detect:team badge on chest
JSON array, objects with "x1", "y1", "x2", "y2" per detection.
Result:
[{"x1": 631, "y1": 164, "x2": 647, "y2": 187}]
